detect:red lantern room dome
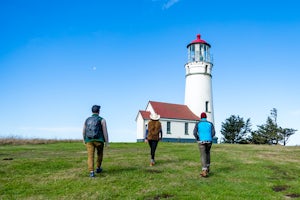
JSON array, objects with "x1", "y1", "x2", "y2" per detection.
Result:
[{"x1": 187, "y1": 34, "x2": 211, "y2": 48}]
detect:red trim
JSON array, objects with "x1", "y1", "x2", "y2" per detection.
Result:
[{"x1": 187, "y1": 34, "x2": 210, "y2": 48}]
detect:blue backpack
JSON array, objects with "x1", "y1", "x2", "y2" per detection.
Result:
[{"x1": 85, "y1": 116, "x2": 102, "y2": 139}]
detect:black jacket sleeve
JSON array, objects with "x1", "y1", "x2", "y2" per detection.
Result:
[{"x1": 193, "y1": 122, "x2": 199, "y2": 141}]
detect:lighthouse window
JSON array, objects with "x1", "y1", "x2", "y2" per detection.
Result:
[
  {"x1": 204, "y1": 45, "x2": 208, "y2": 61},
  {"x1": 189, "y1": 45, "x2": 195, "y2": 62},
  {"x1": 199, "y1": 44, "x2": 203, "y2": 61},
  {"x1": 167, "y1": 121, "x2": 171, "y2": 134},
  {"x1": 195, "y1": 44, "x2": 200, "y2": 61},
  {"x1": 205, "y1": 101, "x2": 209, "y2": 112}
]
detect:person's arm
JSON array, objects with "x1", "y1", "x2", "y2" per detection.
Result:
[
  {"x1": 159, "y1": 129, "x2": 163, "y2": 140},
  {"x1": 211, "y1": 123, "x2": 216, "y2": 138},
  {"x1": 82, "y1": 122, "x2": 86, "y2": 145},
  {"x1": 193, "y1": 122, "x2": 199, "y2": 141},
  {"x1": 101, "y1": 119, "x2": 109, "y2": 146},
  {"x1": 144, "y1": 128, "x2": 148, "y2": 142}
]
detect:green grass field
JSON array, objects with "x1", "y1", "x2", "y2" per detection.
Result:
[{"x1": 0, "y1": 141, "x2": 299, "y2": 199}]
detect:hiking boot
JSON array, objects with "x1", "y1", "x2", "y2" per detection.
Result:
[
  {"x1": 96, "y1": 167, "x2": 102, "y2": 173},
  {"x1": 90, "y1": 171, "x2": 95, "y2": 178},
  {"x1": 150, "y1": 161, "x2": 155, "y2": 166},
  {"x1": 150, "y1": 159, "x2": 155, "y2": 166},
  {"x1": 200, "y1": 170, "x2": 208, "y2": 177}
]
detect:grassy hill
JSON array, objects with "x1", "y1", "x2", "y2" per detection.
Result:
[{"x1": 0, "y1": 140, "x2": 299, "y2": 199}]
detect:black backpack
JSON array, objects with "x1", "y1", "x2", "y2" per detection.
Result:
[{"x1": 85, "y1": 116, "x2": 102, "y2": 139}]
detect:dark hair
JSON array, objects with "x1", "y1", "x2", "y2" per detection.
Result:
[{"x1": 92, "y1": 105, "x2": 101, "y2": 113}]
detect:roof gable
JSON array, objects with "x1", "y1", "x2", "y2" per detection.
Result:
[
  {"x1": 139, "y1": 110, "x2": 151, "y2": 120},
  {"x1": 146, "y1": 101, "x2": 200, "y2": 121}
]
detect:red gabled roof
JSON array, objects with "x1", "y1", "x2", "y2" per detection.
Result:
[
  {"x1": 139, "y1": 110, "x2": 151, "y2": 120},
  {"x1": 148, "y1": 101, "x2": 200, "y2": 121}
]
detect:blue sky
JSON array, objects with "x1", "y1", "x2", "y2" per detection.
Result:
[{"x1": 0, "y1": 0, "x2": 299, "y2": 145}]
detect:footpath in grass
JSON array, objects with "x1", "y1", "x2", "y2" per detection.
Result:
[{"x1": 0, "y1": 141, "x2": 300, "y2": 199}]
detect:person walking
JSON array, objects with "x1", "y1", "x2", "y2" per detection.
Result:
[
  {"x1": 193, "y1": 112, "x2": 215, "y2": 177},
  {"x1": 145, "y1": 112, "x2": 162, "y2": 166},
  {"x1": 83, "y1": 105, "x2": 109, "y2": 177}
]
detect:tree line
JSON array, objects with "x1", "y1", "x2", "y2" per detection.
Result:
[{"x1": 220, "y1": 108, "x2": 297, "y2": 146}]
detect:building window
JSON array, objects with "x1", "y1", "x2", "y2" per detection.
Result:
[
  {"x1": 167, "y1": 121, "x2": 171, "y2": 134},
  {"x1": 205, "y1": 101, "x2": 209, "y2": 112},
  {"x1": 185, "y1": 123, "x2": 189, "y2": 135}
]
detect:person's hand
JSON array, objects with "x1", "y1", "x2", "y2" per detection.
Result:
[
  {"x1": 105, "y1": 142, "x2": 110, "y2": 148},
  {"x1": 144, "y1": 139, "x2": 148, "y2": 143},
  {"x1": 83, "y1": 140, "x2": 86, "y2": 145}
]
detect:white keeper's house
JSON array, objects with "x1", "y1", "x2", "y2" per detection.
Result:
[{"x1": 136, "y1": 34, "x2": 215, "y2": 143}]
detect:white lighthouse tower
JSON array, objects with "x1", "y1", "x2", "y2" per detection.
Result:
[{"x1": 184, "y1": 34, "x2": 214, "y2": 123}]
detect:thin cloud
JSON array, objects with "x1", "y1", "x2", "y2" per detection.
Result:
[{"x1": 163, "y1": 0, "x2": 179, "y2": 10}]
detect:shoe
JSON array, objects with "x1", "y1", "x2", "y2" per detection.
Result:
[
  {"x1": 200, "y1": 170, "x2": 208, "y2": 177},
  {"x1": 90, "y1": 171, "x2": 95, "y2": 178},
  {"x1": 150, "y1": 161, "x2": 155, "y2": 166},
  {"x1": 96, "y1": 167, "x2": 102, "y2": 173}
]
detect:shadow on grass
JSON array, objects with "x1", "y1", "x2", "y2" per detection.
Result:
[
  {"x1": 98, "y1": 166, "x2": 140, "y2": 176},
  {"x1": 154, "y1": 159, "x2": 181, "y2": 165},
  {"x1": 144, "y1": 169, "x2": 163, "y2": 174},
  {"x1": 266, "y1": 165, "x2": 296, "y2": 181},
  {"x1": 144, "y1": 193, "x2": 175, "y2": 200}
]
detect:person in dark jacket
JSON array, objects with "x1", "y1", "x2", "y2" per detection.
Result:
[
  {"x1": 193, "y1": 112, "x2": 215, "y2": 177},
  {"x1": 83, "y1": 105, "x2": 109, "y2": 177}
]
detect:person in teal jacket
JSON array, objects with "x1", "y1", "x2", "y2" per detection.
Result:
[
  {"x1": 193, "y1": 112, "x2": 215, "y2": 177},
  {"x1": 83, "y1": 105, "x2": 109, "y2": 177}
]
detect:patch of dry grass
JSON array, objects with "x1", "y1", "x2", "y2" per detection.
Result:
[{"x1": 0, "y1": 137, "x2": 81, "y2": 145}]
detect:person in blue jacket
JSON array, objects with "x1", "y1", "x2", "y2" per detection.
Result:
[{"x1": 193, "y1": 112, "x2": 215, "y2": 177}]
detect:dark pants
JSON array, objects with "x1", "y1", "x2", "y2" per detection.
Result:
[
  {"x1": 198, "y1": 142, "x2": 212, "y2": 170},
  {"x1": 148, "y1": 140, "x2": 159, "y2": 160}
]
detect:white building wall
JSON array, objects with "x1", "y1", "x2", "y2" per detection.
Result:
[
  {"x1": 146, "y1": 104, "x2": 154, "y2": 113},
  {"x1": 136, "y1": 113, "x2": 148, "y2": 140},
  {"x1": 136, "y1": 113, "x2": 198, "y2": 142},
  {"x1": 160, "y1": 119, "x2": 197, "y2": 140}
]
